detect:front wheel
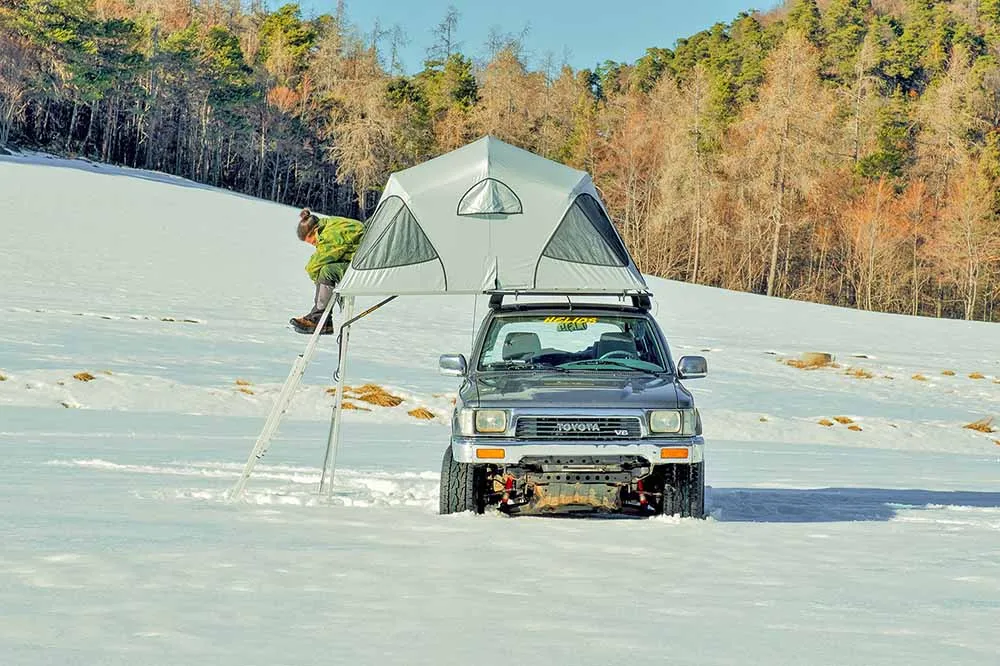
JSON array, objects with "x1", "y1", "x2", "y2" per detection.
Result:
[
  {"x1": 654, "y1": 462, "x2": 705, "y2": 519},
  {"x1": 439, "y1": 445, "x2": 487, "y2": 515}
]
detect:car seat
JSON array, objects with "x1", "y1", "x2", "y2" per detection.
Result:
[
  {"x1": 595, "y1": 332, "x2": 638, "y2": 358},
  {"x1": 503, "y1": 332, "x2": 542, "y2": 361}
]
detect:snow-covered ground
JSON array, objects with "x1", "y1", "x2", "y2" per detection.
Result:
[{"x1": 1, "y1": 153, "x2": 998, "y2": 665}]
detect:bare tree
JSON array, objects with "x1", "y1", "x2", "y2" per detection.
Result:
[
  {"x1": 649, "y1": 66, "x2": 713, "y2": 283},
  {"x1": 726, "y1": 30, "x2": 837, "y2": 297},
  {"x1": 427, "y1": 5, "x2": 461, "y2": 64},
  {"x1": 0, "y1": 34, "x2": 29, "y2": 147}
]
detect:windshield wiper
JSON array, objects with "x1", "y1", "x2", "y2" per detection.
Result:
[
  {"x1": 483, "y1": 361, "x2": 566, "y2": 372},
  {"x1": 558, "y1": 359, "x2": 665, "y2": 376}
]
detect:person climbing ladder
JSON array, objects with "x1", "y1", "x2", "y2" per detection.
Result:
[{"x1": 290, "y1": 208, "x2": 365, "y2": 335}]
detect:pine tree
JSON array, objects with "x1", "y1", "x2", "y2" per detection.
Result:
[
  {"x1": 787, "y1": 0, "x2": 824, "y2": 46},
  {"x1": 824, "y1": 0, "x2": 871, "y2": 79},
  {"x1": 857, "y1": 88, "x2": 914, "y2": 179}
]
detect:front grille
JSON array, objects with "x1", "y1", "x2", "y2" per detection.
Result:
[{"x1": 515, "y1": 416, "x2": 642, "y2": 440}]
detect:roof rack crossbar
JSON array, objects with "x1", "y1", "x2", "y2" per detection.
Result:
[{"x1": 486, "y1": 290, "x2": 652, "y2": 311}]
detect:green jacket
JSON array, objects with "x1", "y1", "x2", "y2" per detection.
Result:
[{"x1": 306, "y1": 215, "x2": 365, "y2": 284}]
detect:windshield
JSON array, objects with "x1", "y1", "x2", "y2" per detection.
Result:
[{"x1": 477, "y1": 313, "x2": 669, "y2": 373}]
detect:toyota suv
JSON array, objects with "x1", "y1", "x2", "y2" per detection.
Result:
[{"x1": 438, "y1": 294, "x2": 707, "y2": 517}]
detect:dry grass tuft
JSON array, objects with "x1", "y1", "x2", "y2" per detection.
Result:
[
  {"x1": 833, "y1": 416, "x2": 854, "y2": 425},
  {"x1": 341, "y1": 401, "x2": 371, "y2": 412},
  {"x1": 964, "y1": 417, "x2": 996, "y2": 434},
  {"x1": 785, "y1": 352, "x2": 835, "y2": 370},
  {"x1": 911, "y1": 374, "x2": 928, "y2": 381},
  {"x1": 969, "y1": 372, "x2": 986, "y2": 380},
  {"x1": 847, "y1": 425, "x2": 863, "y2": 432},
  {"x1": 73, "y1": 372, "x2": 96, "y2": 382},
  {"x1": 353, "y1": 384, "x2": 404, "y2": 408},
  {"x1": 818, "y1": 419, "x2": 835, "y2": 427},
  {"x1": 785, "y1": 352, "x2": 837, "y2": 370},
  {"x1": 235, "y1": 379, "x2": 253, "y2": 386},
  {"x1": 994, "y1": 440, "x2": 1000, "y2": 447},
  {"x1": 0, "y1": 373, "x2": 7, "y2": 382},
  {"x1": 238, "y1": 387, "x2": 255, "y2": 395},
  {"x1": 408, "y1": 407, "x2": 435, "y2": 420},
  {"x1": 759, "y1": 416, "x2": 769, "y2": 423},
  {"x1": 942, "y1": 370, "x2": 956, "y2": 376},
  {"x1": 845, "y1": 367, "x2": 874, "y2": 379}
]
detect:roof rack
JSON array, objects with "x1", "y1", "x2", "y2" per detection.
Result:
[{"x1": 487, "y1": 291, "x2": 652, "y2": 312}]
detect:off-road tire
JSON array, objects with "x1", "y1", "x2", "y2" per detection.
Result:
[
  {"x1": 439, "y1": 445, "x2": 487, "y2": 515},
  {"x1": 656, "y1": 462, "x2": 705, "y2": 519}
]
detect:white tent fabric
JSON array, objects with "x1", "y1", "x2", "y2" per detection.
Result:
[{"x1": 337, "y1": 136, "x2": 648, "y2": 296}]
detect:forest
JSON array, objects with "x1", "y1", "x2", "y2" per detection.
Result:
[{"x1": 2, "y1": 0, "x2": 1000, "y2": 321}]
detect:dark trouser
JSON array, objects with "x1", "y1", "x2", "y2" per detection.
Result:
[{"x1": 305, "y1": 281, "x2": 338, "y2": 322}]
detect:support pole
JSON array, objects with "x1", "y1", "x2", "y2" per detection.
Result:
[
  {"x1": 320, "y1": 295, "x2": 355, "y2": 497},
  {"x1": 229, "y1": 294, "x2": 340, "y2": 501}
]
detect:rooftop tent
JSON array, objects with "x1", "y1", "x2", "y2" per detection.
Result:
[{"x1": 337, "y1": 136, "x2": 648, "y2": 296}]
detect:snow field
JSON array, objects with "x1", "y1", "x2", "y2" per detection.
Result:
[{"x1": 1, "y1": 153, "x2": 998, "y2": 665}]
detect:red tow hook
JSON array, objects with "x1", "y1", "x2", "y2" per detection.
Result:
[
  {"x1": 637, "y1": 479, "x2": 648, "y2": 507},
  {"x1": 502, "y1": 476, "x2": 514, "y2": 505}
]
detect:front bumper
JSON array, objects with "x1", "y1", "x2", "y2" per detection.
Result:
[{"x1": 451, "y1": 436, "x2": 705, "y2": 465}]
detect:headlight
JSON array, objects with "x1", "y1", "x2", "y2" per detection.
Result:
[
  {"x1": 649, "y1": 409, "x2": 698, "y2": 436},
  {"x1": 475, "y1": 410, "x2": 508, "y2": 434},
  {"x1": 649, "y1": 410, "x2": 682, "y2": 434}
]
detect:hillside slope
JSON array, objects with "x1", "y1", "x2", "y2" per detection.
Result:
[{"x1": 0, "y1": 154, "x2": 998, "y2": 666}]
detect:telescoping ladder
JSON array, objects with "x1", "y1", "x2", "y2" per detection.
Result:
[
  {"x1": 229, "y1": 296, "x2": 343, "y2": 501},
  {"x1": 229, "y1": 294, "x2": 397, "y2": 502}
]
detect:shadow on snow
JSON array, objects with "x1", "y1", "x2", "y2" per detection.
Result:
[{"x1": 708, "y1": 487, "x2": 1000, "y2": 523}]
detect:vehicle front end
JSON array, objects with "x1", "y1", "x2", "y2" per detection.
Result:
[{"x1": 438, "y1": 301, "x2": 708, "y2": 518}]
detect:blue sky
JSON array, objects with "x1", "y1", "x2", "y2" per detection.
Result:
[{"x1": 294, "y1": 0, "x2": 783, "y2": 73}]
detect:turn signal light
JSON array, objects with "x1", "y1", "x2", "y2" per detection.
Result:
[
  {"x1": 660, "y1": 447, "x2": 690, "y2": 460},
  {"x1": 476, "y1": 448, "x2": 506, "y2": 460}
]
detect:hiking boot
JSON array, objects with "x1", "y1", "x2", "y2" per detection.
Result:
[{"x1": 290, "y1": 316, "x2": 334, "y2": 335}]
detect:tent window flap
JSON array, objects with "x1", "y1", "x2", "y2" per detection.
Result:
[
  {"x1": 541, "y1": 194, "x2": 630, "y2": 267},
  {"x1": 353, "y1": 196, "x2": 440, "y2": 270},
  {"x1": 457, "y1": 178, "x2": 523, "y2": 216}
]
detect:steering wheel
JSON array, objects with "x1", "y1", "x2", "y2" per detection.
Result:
[{"x1": 599, "y1": 350, "x2": 638, "y2": 360}]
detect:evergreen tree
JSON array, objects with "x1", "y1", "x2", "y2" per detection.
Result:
[
  {"x1": 857, "y1": 89, "x2": 914, "y2": 179},
  {"x1": 787, "y1": 0, "x2": 824, "y2": 46},
  {"x1": 824, "y1": 0, "x2": 871, "y2": 79}
]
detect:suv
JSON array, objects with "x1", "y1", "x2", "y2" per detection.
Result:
[{"x1": 438, "y1": 295, "x2": 707, "y2": 518}]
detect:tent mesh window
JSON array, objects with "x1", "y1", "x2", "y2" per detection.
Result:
[
  {"x1": 353, "y1": 196, "x2": 439, "y2": 270},
  {"x1": 457, "y1": 178, "x2": 523, "y2": 216},
  {"x1": 542, "y1": 193, "x2": 631, "y2": 267}
]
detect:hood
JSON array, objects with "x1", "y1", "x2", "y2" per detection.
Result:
[{"x1": 461, "y1": 372, "x2": 691, "y2": 410}]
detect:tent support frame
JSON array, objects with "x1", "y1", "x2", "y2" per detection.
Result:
[
  {"x1": 320, "y1": 295, "x2": 397, "y2": 496},
  {"x1": 319, "y1": 296, "x2": 354, "y2": 496}
]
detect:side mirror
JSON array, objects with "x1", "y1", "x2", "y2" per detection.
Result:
[
  {"x1": 439, "y1": 354, "x2": 468, "y2": 377},
  {"x1": 677, "y1": 355, "x2": 708, "y2": 379}
]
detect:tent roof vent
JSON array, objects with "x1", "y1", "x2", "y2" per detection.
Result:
[{"x1": 457, "y1": 178, "x2": 522, "y2": 216}]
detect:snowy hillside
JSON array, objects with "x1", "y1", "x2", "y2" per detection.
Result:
[{"x1": 1, "y1": 153, "x2": 998, "y2": 665}]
